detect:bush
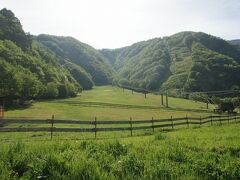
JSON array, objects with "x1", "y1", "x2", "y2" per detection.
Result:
[{"x1": 45, "y1": 82, "x2": 59, "y2": 98}]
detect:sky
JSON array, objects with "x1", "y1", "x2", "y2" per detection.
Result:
[{"x1": 1, "y1": 0, "x2": 240, "y2": 49}]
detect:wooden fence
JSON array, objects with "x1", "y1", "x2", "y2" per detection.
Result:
[{"x1": 0, "y1": 114, "x2": 239, "y2": 139}]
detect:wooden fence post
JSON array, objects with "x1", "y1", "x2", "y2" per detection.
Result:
[
  {"x1": 152, "y1": 117, "x2": 154, "y2": 133},
  {"x1": 171, "y1": 116, "x2": 174, "y2": 129},
  {"x1": 144, "y1": 93, "x2": 147, "y2": 99},
  {"x1": 206, "y1": 102, "x2": 209, "y2": 109},
  {"x1": 130, "y1": 117, "x2": 133, "y2": 136},
  {"x1": 211, "y1": 115, "x2": 213, "y2": 126},
  {"x1": 199, "y1": 116, "x2": 202, "y2": 127},
  {"x1": 94, "y1": 117, "x2": 97, "y2": 139},
  {"x1": 228, "y1": 114, "x2": 230, "y2": 124},
  {"x1": 161, "y1": 94, "x2": 164, "y2": 105},
  {"x1": 219, "y1": 116, "x2": 222, "y2": 125},
  {"x1": 186, "y1": 115, "x2": 189, "y2": 128},
  {"x1": 51, "y1": 114, "x2": 54, "y2": 140}
]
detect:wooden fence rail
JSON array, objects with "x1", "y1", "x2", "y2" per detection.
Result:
[
  {"x1": 2, "y1": 115, "x2": 232, "y2": 125},
  {"x1": 0, "y1": 115, "x2": 240, "y2": 138}
]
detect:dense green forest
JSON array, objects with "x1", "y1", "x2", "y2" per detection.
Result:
[
  {"x1": 0, "y1": 8, "x2": 81, "y2": 104},
  {"x1": 0, "y1": 8, "x2": 114, "y2": 105},
  {"x1": 1, "y1": 8, "x2": 240, "y2": 104},
  {"x1": 101, "y1": 32, "x2": 240, "y2": 92},
  {"x1": 36, "y1": 35, "x2": 114, "y2": 86}
]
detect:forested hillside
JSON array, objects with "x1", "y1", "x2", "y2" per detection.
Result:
[
  {"x1": 36, "y1": 35, "x2": 114, "y2": 86},
  {"x1": 1, "y1": 8, "x2": 240, "y2": 104},
  {"x1": 0, "y1": 8, "x2": 81, "y2": 103},
  {"x1": 229, "y1": 39, "x2": 240, "y2": 46},
  {"x1": 0, "y1": 8, "x2": 115, "y2": 106},
  {"x1": 101, "y1": 32, "x2": 240, "y2": 92}
]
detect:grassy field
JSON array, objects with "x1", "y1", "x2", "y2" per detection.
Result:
[
  {"x1": 1, "y1": 86, "x2": 240, "y2": 179},
  {"x1": 1, "y1": 86, "x2": 217, "y2": 141},
  {"x1": 5, "y1": 86, "x2": 214, "y2": 120},
  {"x1": 0, "y1": 123, "x2": 240, "y2": 179}
]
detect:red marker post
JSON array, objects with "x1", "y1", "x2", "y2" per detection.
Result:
[{"x1": 0, "y1": 106, "x2": 4, "y2": 119}]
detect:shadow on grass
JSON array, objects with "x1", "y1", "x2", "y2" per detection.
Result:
[
  {"x1": 4, "y1": 97, "x2": 71, "y2": 112},
  {"x1": 5, "y1": 105, "x2": 32, "y2": 112}
]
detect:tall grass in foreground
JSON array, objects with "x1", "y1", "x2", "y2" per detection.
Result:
[{"x1": 1, "y1": 123, "x2": 240, "y2": 179}]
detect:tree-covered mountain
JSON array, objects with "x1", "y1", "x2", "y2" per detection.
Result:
[
  {"x1": 0, "y1": 8, "x2": 114, "y2": 105},
  {"x1": 32, "y1": 38, "x2": 94, "y2": 90},
  {"x1": 0, "y1": 8, "x2": 116, "y2": 104},
  {"x1": 63, "y1": 61, "x2": 94, "y2": 90},
  {"x1": 229, "y1": 39, "x2": 240, "y2": 46},
  {"x1": 0, "y1": 8, "x2": 81, "y2": 103},
  {"x1": 0, "y1": 8, "x2": 31, "y2": 51},
  {"x1": 36, "y1": 35, "x2": 114, "y2": 86},
  {"x1": 100, "y1": 32, "x2": 240, "y2": 92},
  {"x1": 1, "y1": 8, "x2": 240, "y2": 103}
]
